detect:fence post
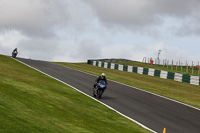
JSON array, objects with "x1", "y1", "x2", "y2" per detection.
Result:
[
  {"x1": 198, "y1": 62, "x2": 200, "y2": 75},
  {"x1": 167, "y1": 60, "x2": 169, "y2": 69},
  {"x1": 186, "y1": 61, "x2": 188, "y2": 73},
  {"x1": 192, "y1": 66, "x2": 194, "y2": 74},
  {"x1": 192, "y1": 61, "x2": 194, "y2": 74},
  {"x1": 181, "y1": 63, "x2": 183, "y2": 72},
  {"x1": 163, "y1": 60, "x2": 164, "y2": 68},
  {"x1": 171, "y1": 60, "x2": 173, "y2": 70}
]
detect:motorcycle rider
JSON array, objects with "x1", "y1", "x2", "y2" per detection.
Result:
[
  {"x1": 94, "y1": 73, "x2": 108, "y2": 89},
  {"x1": 12, "y1": 48, "x2": 18, "y2": 58}
]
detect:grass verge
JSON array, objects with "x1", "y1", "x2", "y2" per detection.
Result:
[
  {"x1": 0, "y1": 55, "x2": 151, "y2": 133},
  {"x1": 116, "y1": 61, "x2": 200, "y2": 76},
  {"x1": 54, "y1": 62, "x2": 200, "y2": 109}
]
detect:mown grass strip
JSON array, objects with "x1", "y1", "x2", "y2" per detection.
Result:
[
  {"x1": 0, "y1": 55, "x2": 152, "y2": 133},
  {"x1": 54, "y1": 62, "x2": 200, "y2": 109},
  {"x1": 116, "y1": 61, "x2": 200, "y2": 76}
]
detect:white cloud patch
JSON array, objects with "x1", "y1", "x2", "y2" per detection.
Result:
[
  {"x1": 0, "y1": 30, "x2": 28, "y2": 55},
  {"x1": 101, "y1": 43, "x2": 197, "y2": 65},
  {"x1": 52, "y1": 39, "x2": 101, "y2": 62}
]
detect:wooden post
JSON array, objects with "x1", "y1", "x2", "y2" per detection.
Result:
[
  {"x1": 186, "y1": 63, "x2": 188, "y2": 73},
  {"x1": 192, "y1": 61, "x2": 194, "y2": 74},
  {"x1": 167, "y1": 60, "x2": 169, "y2": 69},
  {"x1": 176, "y1": 62, "x2": 178, "y2": 71},
  {"x1": 198, "y1": 61, "x2": 200, "y2": 75},
  {"x1": 181, "y1": 63, "x2": 183, "y2": 72},
  {"x1": 186, "y1": 61, "x2": 188, "y2": 73},
  {"x1": 163, "y1": 60, "x2": 164, "y2": 68},
  {"x1": 171, "y1": 60, "x2": 173, "y2": 70},
  {"x1": 192, "y1": 66, "x2": 194, "y2": 74}
]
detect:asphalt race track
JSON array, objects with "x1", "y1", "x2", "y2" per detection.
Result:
[{"x1": 16, "y1": 57, "x2": 200, "y2": 133}]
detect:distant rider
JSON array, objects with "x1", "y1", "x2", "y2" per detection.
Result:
[
  {"x1": 12, "y1": 48, "x2": 18, "y2": 58},
  {"x1": 94, "y1": 73, "x2": 108, "y2": 89}
]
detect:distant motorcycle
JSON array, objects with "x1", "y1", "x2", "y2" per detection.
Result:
[
  {"x1": 12, "y1": 51, "x2": 18, "y2": 58},
  {"x1": 93, "y1": 80, "x2": 106, "y2": 99}
]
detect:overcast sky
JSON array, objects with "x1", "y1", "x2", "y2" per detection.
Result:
[{"x1": 0, "y1": 0, "x2": 200, "y2": 64}]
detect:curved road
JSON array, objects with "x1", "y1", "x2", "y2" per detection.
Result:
[{"x1": 16, "y1": 57, "x2": 200, "y2": 133}]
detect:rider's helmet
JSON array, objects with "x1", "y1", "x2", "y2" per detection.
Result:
[{"x1": 101, "y1": 73, "x2": 106, "y2": 78}]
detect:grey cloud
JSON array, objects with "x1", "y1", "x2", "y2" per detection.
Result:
[
  {"x1": 83, "y1": 0, "x2": 159, "y2": 27},
  {"x1": 0, "y1": 0, "x2": 67, "y2": 38},
  {"x1": 176, "y1": 16, "x2": 200, "y2": 36},
  {"x1": 83, "y1": 0, "x2": 200, "y2": 35},
  {"x1": 0, "y1": 0, "x2": 94, "y2": 39}
]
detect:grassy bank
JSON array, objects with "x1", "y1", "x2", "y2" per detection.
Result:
[
  {"x1": 0, "y1": 55, "x2": 151, "y2": 133},
  {"x1": 54, "y1": 62, "x2": 200, "y2": 109}
]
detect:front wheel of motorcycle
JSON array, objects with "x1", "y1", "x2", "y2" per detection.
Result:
[
  {"x1": 98, "y1": 90, "x2": 103, "y2": 99},
  {"x1": 93, "y1": 89, "x2": 96, "y2": 97}
]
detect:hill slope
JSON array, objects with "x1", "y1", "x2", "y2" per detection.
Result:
[{"x1": 0, "y1": 55, "x2": 151, "y2": 133}]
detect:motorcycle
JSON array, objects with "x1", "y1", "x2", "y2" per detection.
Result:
[
  {"x1": 12, "y1": 51, "x2": 18, "y2": 58},
  {"x1": 93, "y1": 80, "x2": 106, "y2": 99}
]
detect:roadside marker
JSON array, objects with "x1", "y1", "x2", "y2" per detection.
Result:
[{"x1": 163, "y1": 128, "x2": 166, "y2": 133}]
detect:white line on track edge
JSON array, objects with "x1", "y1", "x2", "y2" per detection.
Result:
[{"x1": 13, "y1": 58, "x2": 157, "y2": 133}]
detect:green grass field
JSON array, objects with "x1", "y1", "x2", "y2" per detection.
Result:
[
  {"x1": 115, "y1": 61, "x2": 200, "y2": 76},
  {"x1": 0, "y1": 55, "x2": 152, "y2": 133},
  {"x1": 54, "y1": 62, "x2": 200, "y2": 109}
]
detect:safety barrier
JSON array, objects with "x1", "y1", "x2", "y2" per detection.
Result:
[{"x1": 87, "y1": 60, "x2": 200, "y2": 86}]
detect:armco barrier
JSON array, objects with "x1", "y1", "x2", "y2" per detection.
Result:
[{"x1": 87, "y1": 60, "x2": 200, "y2": 86}]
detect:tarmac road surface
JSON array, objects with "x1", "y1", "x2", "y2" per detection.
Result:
[{"x1": 16, "y1": 57, "x2": 200, "y2": 133}]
